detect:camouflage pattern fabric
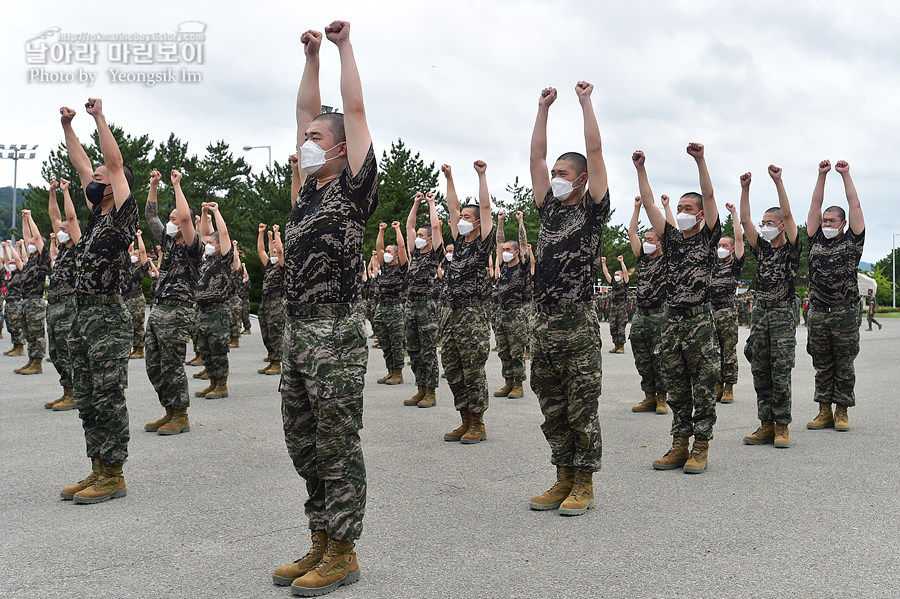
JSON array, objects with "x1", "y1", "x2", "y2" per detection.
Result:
[
  {"x1": 495, "y1": 303, "x2": 530, "y2": 382},
  {"x1": 662, "y1": 310, "x2": 719, "y2": 440},
  {"x1": 372, "y1": 302, "x2": 405, "y2": 370},
  {"x1": 281, "y1": 311, "x2": 368, "y2": 541},
  {"x1": 744, "y1": 306, "x2": 796, "y2": 423},
  {"x1": 229, "y1": 294, "x2": 242, "y2": 338},
  {"x1": 20, "y1": 296, "x2": 46, "y2": 359},
  {"x1": 807, "y1": 304, "x2": 860, "y2": 407},
  {"x1": 404, "y1": 298, "x2": 440, "y2": 388},
  {"x1": 259, "y1": 294, "x2": 285, "y2": 362},
  {"x1": 46, "y1": 298, "x2": 76, "y2": 387},
  {"x1": 661, "y1": 220, "x2": 721, "y2": 309},
  {"x1": 608, "y1": 302, "x2": 627, "y2": 347},
  {"x1": 70, "y1": 303, "x2": 132, "y2": 465},
  {"x1": 126, "y1": 295, "x2": 146, "y2": 349},
  {"x1": 530, "y1": 303, "x2": 603, "y2": 472},
  {"x1": 145, "y1": 304, "x2": 195, "y2": 409},
  {"x1": 74, "y1": 195, "x2": 139, "y2": 296},
  {"x1": 441, "y1": 304, "x2": 490, "y2": 413},
  {"x1": 807, "y1": 229, "x2": 864, "y2": 307},
  {"x1": 240, "y1": 284, "x2": 251, "y2": 330},
  {"x1": 712, "y1": 306, "x2": 739, "y2": 385},
  {"x1": 629, "y1": 310, "x2": 667, "y2": 394},
  {"x1": 197, "y1": 305, "x2": 231, "y2": 378}
]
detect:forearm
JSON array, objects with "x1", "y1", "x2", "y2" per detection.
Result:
[
  {"x1": 842, "y1": 172, "x2": 865, "y2": 233},
  {"x1": 696, "y1": 157, "x2": 717, "y2": 224},
  {"x1": 337, "y1": 42, "x2": 364, "y2": 117},
  {"x1": 49, "y1": 189, "x2": 62, "y2": 230},
  {"x1": 496, "y1": 221, "x2": 506, "y2": 245},
  {"x1": 63, "y1": 124, "x2": 93, "y2": 186},
  {"x1": 530, "y1": 107, "x2": 549, "y2": 163},
  {"x1": 518, "y1": 219, "x2": 527, "y2": 249},
  {"x1": 406, "y1": 201, "x2": 419, "y2": 237},
  {"x1": 93, "y1": 114, "x2": 123, "y2": 168},
  {"x1": 296, "y1": 56, "x2": 321, "y2": 146},
  {"x1": 637, "y1": 168, "x2": 665, "y2": 233},
  {"x1": 213, "y1": 211, "x2": 230, "y2": 247}
]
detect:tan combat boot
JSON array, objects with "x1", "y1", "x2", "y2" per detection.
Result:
[
  {"x1": 631, "y1": 392, "x2": 656, "y2": 412},
  {"x1": 418, "y1": 388, "x2": 436, "y2": 408},
  {"x1": 45, "y1": 386, "x2": 72, "y2": 409},
  {"x1": 493, "y1": 379, "x2": 513, "y2": 397},
  {"x1": 444, "y1": 410, "x2": 470, "y2": 442},
  {"x1": 290, "y1": 538, "x2": 360, "y2": 596},
  {"x1": 376, "y1": 370, "x2": 392, "y2": 384},
  {"x1": 185, "y1": 353, "x2": 203, "y2": 366},
  {"x1": 73, "y1": 463, "x2": 126, "y2": 504},
  {"x1": 683, "y1": 439, "x2": 710, "y2": 474},
  {"x1": 273, "y1": 530, "x2": 328, "y2": 586},
  {"x1": 21, "y1": 357, "x2": 43, "y2": 375},
  {"x1": 715, "y1": 383, "x2": 723, "y2": 401},
  {"x1": 129, "y1": 346, "x2": 144, "y2": 359},
  {"x1": 4, "y1": 344, "x2": 25, "y2": 356},
  {"x1": 258, "y1": 361, "x2": 272, "y2": 374},
  {"x1": 384, "y1": 368, "x2": 403, "y2": 385},
  {"x1": 743, "y1": 421, "x2": 775, "y2": 445},
  {"x1": 652, "y1": 436, "x2": 691, "y2": 470},
  {"x1": 528, "y1": 466, "x2": 575, "y2": 510},
  {"x1": 60, "y1": 457, "x2": 102, "y2": 500},
  {"x1": 144, "y1": 406, "x2": 174, "y2": 432},
  {"x1": 265, "y1": 360, "x2": 281, "y2": 375},
  {"x1": 655, "y1": 393, "x2": 668, "y2": 414},
  {"x1": 158, "y1": 408, "x2": 190, "y2": 435},
  {"x1": 461, "y1": 411, "x2": 486, "y2": 444},
  {"x1": 192, "y1": 367, "x2": 208, "y2": 379},
  {"x1": 242, "y1": 327, "x2": 251, "y2": 335},
  {"x1": 834, "y1": 405, "x2": 850, "y2": 432},
  {"x1": 774, "y1": 423, "x2": 791, "y2": 448},
  {"x1": 721, "y1": 383, "x2": 734, "y2": 404},
  {"x1": 404, "y1": 387, "x2": 425, "y2": 406},
  {"x1": 807, "y1": 403, "x2": 834, "y2": 430},
  {"x1": 205, "y1": 377, "x2": 229, "y2": 399},
  {"x1": 51, "y1": 388, "x2": 75, "y2": 411},
  {"x1": 14, "y1": 358, "x2": 32, "y2": 373},
  {"x1": 195, "y1": 377, "x2": 217, "y2": 397},
  {"x1": 508, "y1": 381, "x2": 524, "y2": 399},
  {"x1": 559, "y1": 470, "x2": 595, "y2": 516},
  {"x1": 229, "y1": 336, "x2": 240, "y2": 348}
]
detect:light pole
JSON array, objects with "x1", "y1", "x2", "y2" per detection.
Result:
[
  {"x1": 893, "y1": 233, "x2": 899, "y2": 309},
  {"x1": 0, "y1": 144, "x2": 38, "y2": 233},
  {"x1": 242, "y1": 145, "x2": 272, "y2": 171}
]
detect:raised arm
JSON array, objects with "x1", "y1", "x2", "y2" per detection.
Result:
[
  {"x1": 9, "y1": 241, "x2": 24, "y2": 270},
  {"x1": 392, "y1": 221, "x2": 408, "y2": 266},
  {"x1": 289, "y1": 154, "x2": 302, "y2": 204},
  {"x1": 527, "y1": 243, "x2": 535, "y2": 275},
  {"x1": 136, "y1": 230, "x2": 148, "y2": 265},
  {"x1": 406, "y1": 192, "x2": 423, "y2": 250},
  {"x1": 326, "y1": 21, "x2": 372, "y2": 176},
  {"x1": 632, "y1": 151, "x2": 667, "y2": 236},
  {"x1": 442, "y1": 164, "x2": 460, "y2": 238},
  {"x1": 426, "y1": 192, "x2": 442, "y2": 251},
  {"x1": 295, "y1": 30, "x2": 323, "y2": 188},
  {"x1": 661, "y1": 194, "x2": 676, "y2": 227},
  {"x1": 272, "y1": 225, "x2": 284, "y2": 262},
  {"x1": 618, "y1": 255, "x2": 629, "y2": 283},
  {"x1": 530, "y1": 87, "x2": 556, "y2": 208},
  {"x1": 85, "y1": 98, "x2": 130, "y2": 210},
  {"x1": 687, "y1": 143, "x2": 718, "y2": 230},
  {"x1": 48, "y1": 180, "x2": 63, "y2": 233},
  {"x1": 575, "y1": 81, "x2": 608, "y2": 203},
  {"x1": 807, "y1": 159, "x2": 830, "y2": 237},
  {"x1": 23, "y1": 211, "x2": 44, "y2": 253},
  {"x1": 49, "y1": 234, "x2": 58, "y2": 262},
  {"x1": 474, "y1": 160, "x2": 493, "y2": 239},
  {"x1": 739, "y1": 172, "x2": 758, "y2": 250},
  {"x1": 59, "y1": 106, "x2": 95, "y2": 195},
  {"x1": 257, "y1": 223, "x2": 269, "y2": 265},
  {"x1": 515, "y1": 210, "x2": 528, "y2": 252},
  {"x1": 145, "y1": 170, "x2": 165, "y2": 242},
  {"x1": 495, "y1": 211, "x2": 507, "y2": 266},
  {"x1": 207, "y1": 202, "x2": 230, "y2": 250},
  {"x1": 769, "y1": 165, "x2": 797, "y2": 245},
  {"x1": 836, "y1": 160, "x2": 864, "y2": 235},
  {"x1": 628, "y1": 196, "x2": 642, "y2": 258},
  {"x1": 375, "y1": 222, "x2": 387, "y2": 266},
  {"x1": 199, "y1": 204, "x2": 213, "y2": 238},
  {"x1": 725, "y1": 202, "x2": 744, "y2": 259},
  {"x1": 58, "y1": 179, "x2": 81, "y2": 246},
  {"x1": 600, "y1": 257, "x2": 612, "y2": 283},
  {"x1": 171, "y1": 169, "x2": 195, "y2": 246},
  {"x1": 232, "y1": 241, "x2": 241, "y2": 271}
]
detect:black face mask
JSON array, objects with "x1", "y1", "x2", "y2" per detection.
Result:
[{"x1": 86, "y1": 181, "x2": 107, "y2": 205}]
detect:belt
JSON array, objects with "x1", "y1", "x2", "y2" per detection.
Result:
[
  {"x1": 666, "y1": 303, "x2": 711, "y2": 318},
  {"x1": 155, "y1": 298, "x2": 195, "y2": 308},
  {"x1": 197, "y1": 302, "x2": 227, "y2": 311},
  {"x1": 285, "y1": 302, "x2": 353, "y2": 318},
  {"x1": 638, "y1": 305, "x2": 665, "y2": 316},
  {"x1": 811, "y1": 301, "x2": 856, "y2": 313},
  {"x1": 534, "y1": 302, "x2": 591, "y2": 315},
  {"x1": 76, "y1": 294, "x2": 123, "y2": 306},
  {"x1": 756, "y1": 300, "x2": 792, "y2": 309},
  {"x1": 406, "y1": 294, "x2": 431, "y2": 301},
  {"x1": 711, "y1": 301, "x2": 736, "y2": 310},
  {"x1": 47, "y1": 295, "x2": 76, "y2": 306}
]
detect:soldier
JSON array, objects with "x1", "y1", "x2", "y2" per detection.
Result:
[
  {"x1": 709, "y1": 203, "x2": 744, "y2": 404},
  {"x1": 601, "y1": 255, "x2": 629, "y2": 353},
  {"x1": 227, "y1": 245, "x2": 244, "y2": 349},
  {"x1": 44, "y1": 178, "x2": 81, "y2": 410},
  {"x1": 2, "y1": 240, "x2": 25, "y2": 357},
  {"x1": 439, "y1": 160, "x2": 494, "y2": 445},
  {"x1": 739, "y1": 167, "x2": 801, "y2": 448},
  {"x1": 59, "y1": 98, "x2": 139, "y2": 504},
  {"x1": 240, "y1": 263, "x2": 252, "y2": 335},
  {"x1": 627, "y1": 196, "x2": 668, "y2": 415},
  {"x1": 805, "y1": 159, "x2": 865, "y2": 433},
  {"x1": 272, "y1": 22, "x2": 377, "y2": 596},
  {"x1": 143, "y1": 168, "x2": 203, "y2": 435},
  {"x1": 527, "y1": 82, "x2": 609, "y2": 516},
  {"x1": 865, "y1": 290, "x2": 881, "y2": 331},
  {"x1": 634, "y1": 142, "x2": 721, "y2": 474},
  {"x1": 402, "y1": 191, "x2": 443, "y2": 407},
  {"x1": 492, "y1": 210, "x2": 532, "y2": 400},
  {"x1": 373, "y1": 221, "x2": 408, "y2": 385},
  {"x1": 123, "y1": 233, "x2": 150, "y2": 359},
  {"x1": 256, "y1": 222, "x2": 285, "y2": 375},
  {"x1": 13, "y1": 209, "x2": 49, "y2": 375}
]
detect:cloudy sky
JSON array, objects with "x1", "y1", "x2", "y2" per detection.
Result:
[{"x1": 2, "y1": 0, "x2": 898, "y2": 263}]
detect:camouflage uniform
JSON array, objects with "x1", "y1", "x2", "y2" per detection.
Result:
[
  {"x1": 20, "y1": 245, "x2": 50, "y2": 359},
  {"x1": 196, "y1": 247, "x2": 235, "y2": 379},
  {"x1": 281, "y1": 144, "x2": 377, "y2": 541},
  {"x1": 744, "y1": 236, "x2": 801, "y2": 423},
  {"x1": 806, "y1": 228, "x2": 864, "y2": 407},
  {"x1": 241, "y1": 276, "x2": 251, "y2": 331},
  {"x1": 372, "y1": 260, "x2": 407, "y2": 371},
  {"x1": 531, "y1": 189, "x2": 609, "y2": 472},
  {"x1": 3, "y1": 270, "x2": 24, "y2": 347},
  {"x1": 630, "y1": 247, "x2": 667, "y2": 394},
  {"x1": 495, "y1": 254, "x2": 531, "y2": 382},
  {"x1": 122, "y1": 262, "x2": 148, "y2": 350},
  {"x1": 709, "y1": 254, "x2": 744, "y2": 386},
  {"x1": 866, "y1": 295, "x2": 880, "y2": 329},
  {"x1": 405, "y1": 245, "x2": 443, "y2": 389},
  {"x1": 229, "y1": 268, "x2": 243, "y2": 339},
  {"x1": 47, "y1": 243, "x2": 78, "y2": 387},
  {"x1": 608, "y1": 278, "x2": 628, "y2": 347},
  {"x1": 259, "y1": 261, "x2": 285, "y2": 362}
]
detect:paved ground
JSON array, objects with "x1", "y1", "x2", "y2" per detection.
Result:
[{"x1": 1, "y1": 315, "x2": 898, "y2": 599}]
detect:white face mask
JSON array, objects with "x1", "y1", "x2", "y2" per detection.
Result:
[
  {"x1": 150, "y1": 271, "x2": 158, "y2": 278},
  {"x1": 300, "y1": 139, "x2": 341, "y2": 175},
  {"x1": 27, "y1": 244, "x2": 37, "y2": 254},
  {"x1": 56, "y1": 231, "x2": 70, "y2": 245},
  {"x1": 7, "y1": 264, "x2": 16, "y2": 272},
  {"x1": 204, "y1": 243, "x2": 216, "y2": 256},
  {"x1": 502, "y1": 251, "x2": 515, "y2": 263},
  {"x1": 166, "y1": 221, "x2": 180, "y2": 237},
  {"x1": 642, "y1": 242, "x2": 657, "y2": 255},
  {"x1": 130, "y1": 254, "x2": 139, "y2": 264},
  {"x1": 457, "y1": 220, "x2": 475, "y2": 236},
  {"x1": 414, "y1": 238, "x2": 428, "y2": 250},
  {"x1": 821, "y1": 226, "x2": 841, "y2": 239},
  {"x1": 550, "y1": 177, "x2": 578, "y2": 200},
  {"x1": 717, "y1": 247, "x2": 731, "y2": 259},
  {"x1": 614, "y1": 275, "x2": 623, "y2": 283},
  {"x1": 383, "y1": 252, "x2": 395, "y2": 264},
  {"x1": 675, "y1": 212, "x2": 701, "y2": 231},
  {"x1": 445, "y1": 253, "x2": 453, "y2": 262},
  {"x1": 758, "y1": 226, "x2": 780, "y2": 242},
  {"x1": 270, "y1": 256, "x2": 279, "y2": 265}
]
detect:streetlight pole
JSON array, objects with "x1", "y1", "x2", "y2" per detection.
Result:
[
  {"x1": 242, "y1": 145, "x2": 272, "y2": 171},
  {"x1": 0, "y1": 144, "x2": 38, "y2": 233},
  {"x1": 893, "y1": 233, "x2": 899, "y2": 309}
]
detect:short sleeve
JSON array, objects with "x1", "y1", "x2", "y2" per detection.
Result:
[{"x1": 342, "y1": 144, "x2": 378, "y2": 216}]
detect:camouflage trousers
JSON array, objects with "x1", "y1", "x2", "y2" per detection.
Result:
[
  {"x1": 662, "y1": 309, "x2": 719, "y2": 440},
  {"x1": 47, "y1": 298, "x2": 76, "y2": 388},
  {"x1": 259, "y1": 294, "x2": 285, "y2": 362},
  {"x1": 229, "y1": 295, "x2": 242, "y2": 338},
  {"x1": 281, "y1": 310, "x2": 367, "y2": 541},
  {"x1": 867, "y1": 313, "x2": 881, "y2": 328},
  {"x1": 712, "y1": 306, "x2": 739, "y2": 385},
  {"x1": 744, "y1": 306, "x2": 796, "y2": 424},
  {"x1": 405, "y1": 298, "x2": 440, "y2": 389},
  {"x1": 21, "y1": 296, "x2": 47, "y2": 359},
  {"x1": 629, "y1": 309, "x2": 667, "y2": 394},
  {"x1": 3, "y1": 299, "x2": 24, "y2": 346},
  {"x1": 197, "y1": 304, "x2": 231, "y2": 379},
  {"x1": 241, "y1": 295, "x2": 251, "y2": 330},
  {"x1": 190, "y1": 308, "x2": 199, "y2": 355},
  {"x1": 146, "y1": 304, "x2": 195, "y2": 410},
  {"x1": 807, "y1": 304, "x2": 860, "y2": 407},
  {"x1": 531, "y1": 303, "x2": 603, "y2": 472},
  {"x1": 608, "y1": 301, "x2": 627, "y2": 346},
  {"x1": 373, "y1": 302, "x2": 406, "y2": 370},
  {"x1": 495, "y1": 303, "x2": 530, "y2": 382},
  {"x1": 441, "y1": 303, "x2": 490, "y2": 413},
  {"x1": 125, "y1": 294, "x2": 146, "y2": 349},
  {"x1": 70, "y1": 302, "x2": 132, "y2": 466}
]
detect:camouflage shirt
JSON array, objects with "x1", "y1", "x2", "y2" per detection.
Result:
[
  {"x1": 636, "y1": 248, "x2": 667, "y2": 310},
  {"x1": 708, "y1": 254, "x2": 745, "y2": 305},
  {"x1": 75, "y1": 194, "x2": 139, "y2": 297},
  {"x1": 376, "y1": 261, "x2": 407, "y2": 302},
  {"x1": 230, "y1": 267, "x2": 243, "y2": 298},
  {"x1": 444, "y1": 232, "x2": 495, "y2": 305},
  {"x1": 262, "y1": 261, "x2": 284, "y2": 297},
  {"x1": 661, "y1": 219, "x2": 721, "y2": 309},
  {"x1": 48, "y1": 243, "x2": 78, "y2": 303},
  {"x1": 808, "y1": 228, "x2": 864, "y2": 306},
  {"x1": 610, "y1": 277, "x2": 627, "y2": 303},
  {"x1": 196, "y1": 246, "x2": 234, "y2": 306},
  {"x1": 121, "y1": 262, "x2": 149, "y2": 299},
  {"x1": 155, "y1": 234, "x2": 203, "y2": 304},
  {"x1": 284, "y1": 144, "x2": 378, "y2": 304},
  {"x1": 751, "y1": 237, "x2": 801, "y2": 303},
  {"x1": 496, "y1": 255, "x2": 531, "y2": 306},
  {"x1": 4, "y1": 270, "x2": 22, "y2": 301},
  {"x1": 406, "y1": 246, "x2": 443, "y2": 300},
  {"x1": 21, "y1": 246, "x2": 50, "y2": 297},
  {"x1": 534, "y1": 189, "x2": 610, "y2": 305}
]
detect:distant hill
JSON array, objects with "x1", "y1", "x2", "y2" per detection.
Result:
[
  {"x1": 0, "y1": 187, "x2": 28, "y2": 236},
  {"x1": 859, "y1": 262, "x2": 872, "y2": 271}
]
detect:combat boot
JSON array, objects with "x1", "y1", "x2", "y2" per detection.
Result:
[
  {"x1": 655, "y1": 392, "x2": 668, "y2": 415},
  {"x1": 144, "y1": 406, "x2": 174, "y2": 432},
  {"x1": 461, "y1": 411, "x2": 486, "y2": 444},
  {"x1": 229, "y1": 336, "x2": 240, "y2": 348},
  {"x1": 129, "y1": 346, "x2": 144, "y2": 359},
  {"x1": 195, "y1": 377, "x2": 217, "y2": 397},
  {"x1": 376, "y1": 370, "x2": 391, "y2": 384},
  {"x1": 290, "y1": 538, "x2": 360, "y2": 596},
  {"x1": 158, "y1": 408, "x2": 190, "y2": 435},
  {"x1": 205, "y1": 377, "x2": 229, "y2": 399},
  {"x1": 834, "y1": 405, "x2": 850, "y2": 432},
  {"x1": 258, "y1": 361, "x2": 272, "y2": 374},
  {"x1": 559, "y1": 470, "x2": 595, "y2": 516},
  {"x1": 418, "y1": 388, "x2": 436, "y2": 408},
  {"x1": 273, "y1": 530, "x2": 328, "y2": 586},
  {"x1": 807, "y1": 403, "x2": 834, "y2": 430},
  {"x1": 265, "y1": 360, "x2": 281, "y2": 375},
  {"x1": 743, "y1": 421, "x2": 775, "y2": 445},
  {"x1": 192, "y1": 367, "x2": 208, "y2": 379},
  {"x1": 185, "y1": 353, "x2": 203, "y2": 366},
  {"x1": 631, "y1": 392, "x2": 656, "y2": 412},
  {"x1": 242, "y1": 327, "x2": 251, "y2": 335},
  {"x1": 652, "y1": 436, "x2": 690, "y2": 470},
  {"x1": 45, "y1": 386, "x2": 72, "y2": 409},
  {"x1": 508, "y1": 381, "x2": 524, "y2": 399},
  {"x1": 60, "y1": 457, "x2": 102, "y2": 499},
  {"x1": 404, "y1": 386, "x2": 425, "y2": 406},
  {"x1": 493, "y1": 379, "x2": 513, "y2": 397},
  {"x1": 774, "y1": 423, "x2": 791, "y2": 448},
  {"x1": 73, "y1": 463, "x2": 126, "y2": 504},
  {"x1": 4, "y1": 344, "x2": 24, "y2": 356},
  {"x1": 443, "y1": 410, "x2": 470, "y2": 442},
  {"x1": 721, "y1": 383, "x2": 734, "y2": 404},
  {"x1": 528, "y1": 466, "x2": 575, "y2": 510},
  {"x1": 18, "y1": 358, "x2": 43, "y2": 375},
  {"x1": 51, "y1": 388, "x2": 75, "y2": 411},
  {"x1": 683, "y1": 439, "x2": 710, "y2": 474},
  {"x1": 715, "y1": 383, "x2": 723, "y2": 402},
  {"x1": 384, "y1": 368, "x2": 403, "y2": 385}
]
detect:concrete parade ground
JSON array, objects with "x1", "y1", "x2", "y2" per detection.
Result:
[{"x1": 1, "y1": 315, "x2": 898, "y2": 599}]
